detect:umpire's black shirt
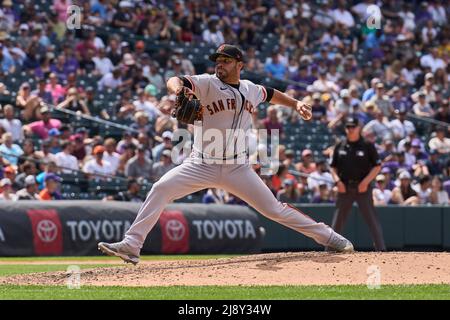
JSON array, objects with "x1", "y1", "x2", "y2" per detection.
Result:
[{"x1": 331, "y1": 138, "x2": 381, "y2": 186}]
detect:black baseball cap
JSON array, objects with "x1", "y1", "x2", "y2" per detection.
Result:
[
  {"x1": 209, "y1": 44, "x2": 244, "y2": 62},
  {"x1": 345, "y1": 116, "x2": 359, "y2": 127}
]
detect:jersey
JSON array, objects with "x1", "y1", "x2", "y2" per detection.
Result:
[{"x1": 181, "y1": 74, "x2": 271, "y2": 160}]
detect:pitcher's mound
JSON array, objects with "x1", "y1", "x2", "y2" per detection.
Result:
[{"x1": 3, "y1": 252, "x2": 450, "y2": 287}]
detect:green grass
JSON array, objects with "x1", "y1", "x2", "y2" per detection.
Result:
[{"x1": 0, "y1": 284, "x2": 449, "y2": 300}]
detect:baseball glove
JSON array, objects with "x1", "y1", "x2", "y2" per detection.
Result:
[{"x1": 171, "y1": 87, "x2": 203, "y2": 124}]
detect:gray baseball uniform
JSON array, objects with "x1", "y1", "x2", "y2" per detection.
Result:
[{"x1": 123, "y1": 74, "x2": 340, "y2": 250}]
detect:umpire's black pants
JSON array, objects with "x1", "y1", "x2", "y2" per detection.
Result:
[{"x1": 332, "y1": 187, "x2": 386, "y2": 251}]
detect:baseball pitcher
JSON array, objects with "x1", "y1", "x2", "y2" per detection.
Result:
[{"x1": 99, "y1": 44, "x2": 354, "y2": 264}]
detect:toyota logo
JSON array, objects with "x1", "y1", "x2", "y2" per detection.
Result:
[
  {"x1": 165, "y1": 219, "x2": 185, "y2": 242},
  {"x1": 37, "y1": 220, "x2": 58, "y2": 243}
]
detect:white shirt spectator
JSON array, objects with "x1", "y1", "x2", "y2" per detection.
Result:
[
  {"x1": 55, "y1": 151, "x2": 79, "y2": 174},
  {"x1": 313, "y1": 8, "x2": 334, "y2": 27},
  {"x1": 0, "y1": 118, "x2": 23, "y2": 142},
  {"x1": 332, "y1": 8, "x2": 355, "y2": 28},
  {"x1": 412, "y1": 184, "x2": 432, "y2": 204},
  {"x1": 429, "y1": 136, "x2": 450, "y2": 154},
  {"x1": 398, "y1": 11, "x2": 415, "y2": 32},
  {"x1": 133, "y1": 99, "x2": 161, "y2": 122},
  {"x1": 102, "y1": 151, "x2": 120, "y2": 174},
  {"x1": 93, "y1": 56, "x2": 114, "y2": 75},
  {"x1": 93, "y1": 37, "x2": 105, "y2": 50},
  {"x1": 373, "y1": 188, "x2": 392, "y2": 205},
  {"x1": 98, "y1": 72, "x2": 122, "y2": 90},
  {"x1": 420, "y1": 54, "x2": 446, "y2": 73},
  {"x1": 422, "y1": 26, "x2": 438, "y2": 44},
  {"x1": 202, "y1": 29, "x2": 225, "y2": 47},
  {"x1": 351, "y1": 2, "x2": 371, "y2": 20},
  {"x1": 428, "y1": 4, "x2": 447, "y2": 25},
  {"x1": 83, "y1": 159, "x2": 114, "y2": 176},
  {"x1": 363, "y1": 119, "x2": 393, "y2": 140},
  {"x1": 307, "y1": 172, "x2": 334, "y2": 195},
  {"x1": 388, "y1": 119, "x2": 416, "y2": 140}
]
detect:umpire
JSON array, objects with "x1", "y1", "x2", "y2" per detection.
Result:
[{"x1": 330, "y1": 116, "x2": 386, "y2": 251}]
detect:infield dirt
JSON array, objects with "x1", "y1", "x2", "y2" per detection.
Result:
[{"x1": 2, "y1": 252, "x2": 450, "y2": 286}]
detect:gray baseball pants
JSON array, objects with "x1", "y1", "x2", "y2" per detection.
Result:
[{"x1": 124, "y1": 158, "x2": 339, "y2": 250}]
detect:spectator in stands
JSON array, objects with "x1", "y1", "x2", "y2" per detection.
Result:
[
  {"x1": 413, "y1": 91, "x2": 435, "y2": 118},
  {"x1": 363, "y1": 110, "x2": 393, "y2": 141},
  {"x1": 0, "y1": 104, "x2": 23, "y2": 142},
  {"x1": 133, "y1": 88, "x2": 161, "y2": 123},
  {"x1": 430, "y1": 176, "x2": 449, "y2": 205},
  {"x1": 311, "y1": 183, "x2": 334, "y2": 204},
  {"x1": 105, "y1": 178, "x2": 144, "y2": 202},
  {"x1": 434, "y1": 99, "x2": 450, "y2": 123},
  {"x1": 283, "y1": 149, "x2": 296, "y2": 171},
  {"x1": 370, "y1": 83, "x2": 394, "y2": 117},
  {"x1": 15, "y1": 161, "x2": 37, "y2": 189},
  {"x1": 0, "y1": 178, "x2": 17, "y2": 201},
  {"x1": 93, "y1": 47, "x2": 114, "y2": 76},
  {"x1": 45, "y1": 72, "x2": 66, "y2": 104},
  {"x1": 36, "y1": 161, "x2": 58, "y2": 190},
  {"x1": 409, "y1": 139, "x2": 428, "y2": 162},
  {"x1": 31, "y1": 78, "x2": 53, "y2": 104},
  {"x1": 202, "y1": 19, "x2": 224, "y2": 47},
  {"x1": 328, "y1": 89, "x2": 352, "y2": 129},
  {"x1": 428, "y1": 127, "x2": 450, "y2": 154},
  {"x1": 16, "y1": 82, "x2": 41, "y2": 121},
  {"x1": 82, "y1": 145, "x2": 114, "y2": 179},
  {"x1": 98, "y1": 67, "x2": 123, "y2": 91},
  {"x1": 271, "y1": 164, "x2": 296, "y2": 194},
  {"x1": 57, "y1": 87, "x2": 91, "y2": 115},
  {"x1": 391, "y1": 171, "x2": 419, "y2": 205},
  {"x1": 389, "y1": 108, "x2": 415, "y2": 141},
  {"x1": 23, "y1": 106, "x2": 62, "y2": 140},
  {"x1": 420, "y1": 47, "x2": 446, "y2": 73},
  {"x1": 311, "y1": 92, "x2": 327, "y2": 122},
  {"x1": 16, "y1": 175, "x2": 40, "y2": 200},
  {"x1": 131, "y1": 111, "x2": 154, "y2": 138},
  {"x1": 307, "y1": 159, "x2": 334, "y2": 195},
  {"x1": 412, "y1": 175, "x2": 432, "y2": 204},
  {"x1": 389, "y1": 86, "x2": 411, "y2": 113},
  {"x1": 152, "y1": 149, "x2": 176, "y2": 181},
  {"x1": 117, "y1": 143, "x2": 136, "y2": 176},
  {"x1": 378, "y1": 140, "x2": 396, "y2": 161},
  {"x1": 261, "y1": 106, "x2": 283, "y2": 138},
  {"x1": 372, "y1": 174, "x2": 392, "y2": 206},
  {"x1": 295, "y1": 149, "x2": 316, "y2": 175},
  {"x1": 332, "y1": 1, "x2": 355, "y2": 28},
  {"x1": 55, "y1": 141, "x2": 78, "y2": 174},
  {"x1": 3, "y1": 165, "x2": 19, "y2": 192},
  {"x1": 125, "y1": 144, "x2": 153, "y2": 181},
  {"x1": 264, "y1": 52, "x2": 286, "y2": 80},
  {"x1": 202, "y1": 188, "x2": 227, "y2": 204},
  {"x1": 312, "y1": 70, "x2": 340, "y2": 96},
  {"x1": 362, "y1": 78, "x2": 380, "y2": 102},
  {"x1": 0, "y1": 132, "x2": 23, "y2": 166},
  {"x1": 276, "y1": 179, "x2": 300, "y2": 203},
  {"x1": 39, "y1": 173, "x2": 62, "y2": 200},
  {"x1": 152, "y1": 131, "x2": 173, "y2": 162},
  {"x1": 425, "y1": 149, "x2": 444, "y2": 176},
  {"x1": 155, "y1": 97, "x2": 178, "y2": 135},
  {"x1": 102, "y1": 138, "x2": 120, "y2": 175}
]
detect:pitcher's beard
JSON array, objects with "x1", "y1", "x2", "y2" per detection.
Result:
[{"x1": 216, "y1": 69, "x2": 227, "y2": 80}]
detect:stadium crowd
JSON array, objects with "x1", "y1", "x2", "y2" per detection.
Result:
[{"x1": 0, "y1": 0, "x2": 448, "y2": 205}]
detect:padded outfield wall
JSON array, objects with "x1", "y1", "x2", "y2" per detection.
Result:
[{"x1": 0, "y1": 202, "x2": 449, "y2": 256}]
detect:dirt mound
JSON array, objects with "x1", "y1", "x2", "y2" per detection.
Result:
[{"x1": 3, "y1": 252, "x2": 450, "y2": 287}]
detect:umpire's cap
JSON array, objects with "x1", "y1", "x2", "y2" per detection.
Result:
[
  {"x1": 209, "y1": 44, "x2": 244, "y2": 62},
  {"x1": 345, "y1": 116, "x2": 359, "y2": 127}
]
